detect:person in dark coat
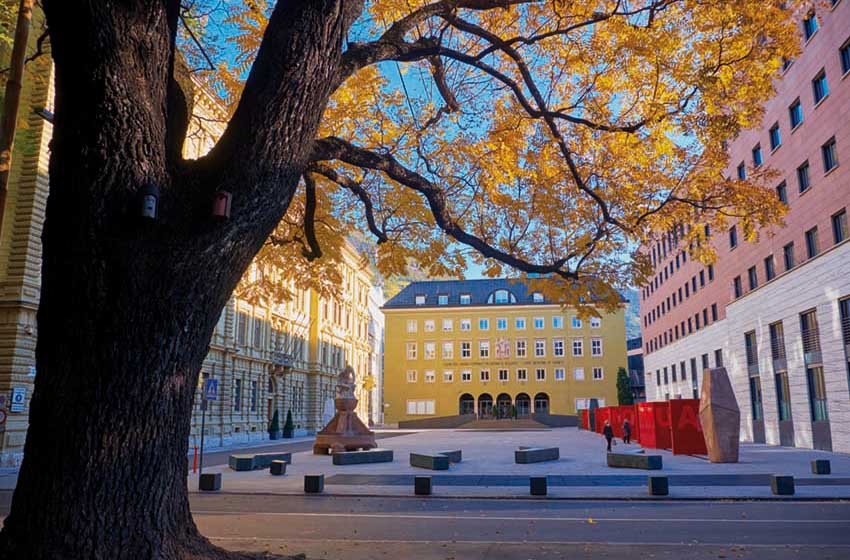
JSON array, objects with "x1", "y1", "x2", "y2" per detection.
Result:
[
  {"x1": 603, "y1": 420, "x2": 614, "y2": 452},
  {"x1": 622, "y1": 419, "x2": 632, "y2": 444}
]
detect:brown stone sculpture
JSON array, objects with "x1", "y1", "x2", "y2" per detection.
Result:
[
  {"x1": 699, "y1": 367, "x2": 740, "y2": 463},
  {"x1": 313, "y1": 366, "x2": 377, "y2": 454}
]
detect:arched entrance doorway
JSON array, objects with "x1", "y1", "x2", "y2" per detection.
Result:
[
  {"x1": 478, "y1": 393, "x2": 493, "y2": 418},
  {"x1": 496, "y1": 393, "x2": 512, "y2": 419},
  {"x1": 515, "y1": 393, "x2": 531, "y2": 417},
  {"x1": 533, "y1": 392, "x2": 550, "y2": 414},
  {"x1": 459, "y1": 393, "x2": 475, "y2": 416}
]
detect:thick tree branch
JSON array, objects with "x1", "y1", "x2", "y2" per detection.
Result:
[
  {"x1": 313, "y1": 136, "x2": 579, "y2": 278},
  {"x1": 308, "y1": 163, "x2": 389, "y2": 243},
  {"x1": 301, "y1": 173, "x2": 322, "y2": 260}
]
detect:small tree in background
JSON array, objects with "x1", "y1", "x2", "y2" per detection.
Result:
[
  {"x1": 282, "y1": 409, "x2": 294, "y2": 438},
  {"x1": 617, "y1": 367, "x2": 634, "y2": 405},
  {"x1": 268, "y1": 409, "x2": 281, "y2": 440}
]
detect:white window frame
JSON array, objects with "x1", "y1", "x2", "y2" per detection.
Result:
[
  {"x1": 533, "y1": 316, "x2": 545, "y2": 329},
  {"x1": 443, "y1": 370, "x2": 454, "y2": 383},
  {"x1": 536, "y1": 368, "x2": 546, "y2": 381},
  {"x1": 517, "y1": 368, "x2": 528, "y2": 381},
  {"x1": 438, "y1": 294, "x2": 449, "y2": 305},
  {"x1": 442, "y1": 341, "x2": 454, "y2": 359},
  {"x1": 553, "y1": 316, "x2": 564, "y2": 329},
  {"x1": 555, "y1": 367, "x2": 565, "y2": 381},
  {"x1": 479, "y1": 318, "x2": 490, "y2": 331},
  {"x1": 407, "y1": 399, "x2": 435, "y2": 415},
  {"x1": 591, "y1": 338, "x2": 603, "y2": 357},
  {"x1": 461, "y1": 341, "x2": 471, "y2": 358},
  {"x1": 516, "y1": 339, "x2": 527, "y2": 358},
  {"x1": 479, "y1": 340, "x2": 490, "y2": 358},
  {"x1": 415, "y1": 295, "x2": 426, "y2": 305},
  {"x1": 572, "y1": 338, "x2": 584, "y2": 357},
  {"x1": 515, "y1": 317, "x2": 526, "y2": 330},
  {"x1": 460, "y1": 294, "x2": 471, "y2": 305},
  {"x1": 406, "y1": 370, "x2": 417, "y2": 382},
  {"x1": 553, "y1": 338, "x2": 564, "y2": 357},
  {"x1": 534, "y1": 338, "x2": 546, "y2": 357},
  {"x1": 406, "y1": 342, "x2": 417, "y2": 360},
  {"x1": 442, "y1": 319, "x2": 453, "y2": 332},
  {"x1": 424, "y1": 320, "x2": 435, "y2": 332},
  {"x1": 406, "y1": 319, "x2": 417, "y2": 333},
  {"x1": 496, "y1": 317, "x2": 508, "y2": 331},
  {"x1": 480, "y1": 369, "x2": 490, "y2": 382},
  {"x1": 498, "y1": 368, "x2": 509, "y2": 381},
  {"x1": 532, "y1": 292, "x2": 544, "y2": 303},
  {"x1": 571, "y1": 316, "x2": 582, "y2": 329},
  {"x1": 424, "y1": 341, "x2": 436, "y2": 360},
  {"x1": 593, "y1": 367, "x2": 604, "y2": 380},
  {"x1": 590, "y1": 316, "x2": 602, "y2": 328},
  {"x1": 460, "y1": 319, "x2": 472, "y2": 331},
  {"x1": 461, "y1": 369, "x2": 472, "y2": 382},
  {"x1": 574, "y1": 367, "x2": 585, "y2": 380},
  {"x1": 424, "y1": 370, "x2": 436, "y2": 383}
]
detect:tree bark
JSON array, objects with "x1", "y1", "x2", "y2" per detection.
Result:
[{"x1": 0, "y1": 1, "x2": 361, "y2": 558}]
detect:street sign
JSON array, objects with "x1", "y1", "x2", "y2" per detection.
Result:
[
  {"x1": 203, "y1": 379, "x2": 218, "y2": 402},
  {"x1": 10, "y1": 387, "x2": 26, "y2": 412}
]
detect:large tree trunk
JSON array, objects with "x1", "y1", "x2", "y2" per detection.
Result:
[{"x1": 0, "y1": 1, "x2": 362, "y2": 558}]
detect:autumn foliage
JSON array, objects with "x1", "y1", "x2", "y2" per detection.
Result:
[{"x1": 182, "y1": 0, "x2": 799, "y2": 311}]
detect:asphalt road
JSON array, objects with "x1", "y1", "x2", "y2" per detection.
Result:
[{"x1": 192, "y1": 493, "x2": 850, "y2": 559}]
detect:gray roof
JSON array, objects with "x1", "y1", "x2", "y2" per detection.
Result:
[{"x1": 383, "y1": 278, "x2": 628, "y2": 309}]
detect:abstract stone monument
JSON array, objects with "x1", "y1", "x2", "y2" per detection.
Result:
[
  {"x1": 313, "y1": 366, "x2": 377, "y2": 454},
  {"x1": 698, "y1": 367, "x2": 740, "y2": 463}
]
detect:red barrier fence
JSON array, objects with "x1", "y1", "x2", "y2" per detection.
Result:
[
  {"x1": 580, "y1": 409, "x2": 590, "y2": 430},
  {"x1": 636, "y1": 401, "x2": 672, "y2": 450},
  {"x1": 668, "y1": 399, "x2": 707, "y2": 455}
]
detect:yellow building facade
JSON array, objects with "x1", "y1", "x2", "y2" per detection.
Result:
[{"x1": 383, "y1": 279, "x2": 625, "y2": 424}]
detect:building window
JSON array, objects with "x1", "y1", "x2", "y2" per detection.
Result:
[
  {"x1": 438, "y1": 294, "x2": 449, "y2": 305},
  {"x1": 572, "y1": 338, "x2": 584, "y2": 356},
  {"x1": 233, "y1": 379, "x2": 242, "y2": 412},
  {"x1": 841, "y1": 38, "x2": 850, "y2": 75},
  {"x1": 592, "y1": 367, "x2": 604, "y2": 380},
  {"x1": 415, "y1": 295, "x2": 426, "y2": 305},
  {"x1": 711, "y1": 303, "x2": 718, "y2": 321},
  {"x1": 480, "y1": 369, "x2": 490, "y2": 382},
  {"x1": 461, "y1": 341, "x2": 471, "y2": 358},
  {"x1": 517, "y1": 368, "x2": 528, "y2": 381},
  {"x1": 729, "y1": 226, "x2": 738, "y2": 249},
  {"x1": 736, "y1": 162, "x2": 746, "y2": 180},
  {"x1": 424, "y1": 320, "x2": 435, "y2": 332},
  {"x1": 461, "y1": 370, "x2": 471, "y2": 382},
  {"x1": 714, "y1": 349, "x2": 723, "y2": 368},
  {"x1": 533, "y1": 317, "x2": 545, "y2": 329},
  {"x1": 460, "y1": 294, "x2": 471, "y2": 305},
  {"x1": 574, "y1": 367, "x2": 585, "y2": 381},
  {"x1": 769, "y1": 123, "x2": 781, "y2": 150},
  {"x1": 708, "y1": 264, "x2": 714, "y2": 281},
  {"x1": 443, "y1": 319, "x2": 453, "y2": 332},
  {"x1": 783, "y1": 242, "x2": 795, "y2": 271},
  {"x1": 752, "y1": 144, "x2": 762, "y2": 167},
  {"x1": 776, "y1": 181, "x2": 787, "y2": 205},
  {"x1": 479, "y1": 340, "x2": 490, "y2": 358},
  {"x1": 424, "y1": 370, "x2": 436, "y2": 383},
  {"x1": 498, "y1": 369, "x2": 509, "y2": 382},
  {"x1": 479, "y1": 318, "x2": 489, "y2": 331},
  {"x1": 749, "y1": 375, "x2": 764, "y2": 421},
  {"x1": 516, "y1": 339, "x2": 527, "y2": 357},
  {"x1": 460, "y1": 319, "x2": 471, "y2": 331},
  {"x1": 515, "y1": 317, "x2": 526, "y2": 330},
  {"x1": 424, "y1": 342, "x2": 436, "y2": 360},
  {"x1": 534, "y1": 339, "x2": 546, "y2": 357},
  {"x1": 571, "y1": 316, "x2": 582, "y2": 329},
  {"x1": 803, "y1": 11, "x2": 818, "y2": 40},
  {"x1": 532, "y1": 292, "x2": 544, "y2": 303},
  {"x1": 822, "y1": 137, "x2": 838, "y2": 173},
  {"x1": 553, "y1": 338, "x2": 565, "y2": 357},
  {"x1": 491, "y1": 289, "x2": 512, "y2": 304},
  {"x1": 748, "y1": 266, "x2": 758, "y2": 290},
  {"x1": 812, "y1": 70, "x2": 828, "y2": 105},
  {"x1": 764, "y1": 255, "x2": 775, "y2": 281},
  {"x1": 789, "y1": 98, "x2": 803, "y2": 129},
  {"x1": 442, "y1": 342, "x2": 454, "y2": 359},
  {"x1": 805, "y1": 226, "x2": 819, "y2": 259},
  {"x1": 406, "y1": 342, "x2": 417, "y2": 360},
  {"x1": 733, "y1": 276, "x2": 743, "y2": 298},
  {"x1": 406, "y1": 319, "x2": 417, "y2": 333},
  {"x1": 443, "y1": 370, "x2": 454, "y2": 383},
  {"x1": 236, "y1": 312, "x2": 248, "y2": 346},
  {"x1": 590, "y1": 316, "x2": 601, "y2": 328},
  {"x1": 591, "y1": 338, "x2": 603, "y2": 356},
  {"x1": 807, "y1": 366, "x2": 829, "y2": 422},
  {"x1": 407, "y1": 369, "x2": 418, "y2": 383},
  {"x1": 496, "y1": 317, "x2": 508, "y2": 331},
  {"x1": 797, "y1": 161, "x2": 810, "y2": 193},
  {"x1": 406, "y1": 400, "x2": 435, "y2": 415},
  {"x1": 553, "y1": 316, "x2": 564, "y2": 329},
  {"x1": 832, "y1": 209, "x2": 848, "y2": 244},
  {"x1": 554, "y1": 368, "x2": 565, "y2": 381}
]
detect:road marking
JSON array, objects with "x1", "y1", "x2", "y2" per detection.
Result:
[
  {"x1": 192, "y1": 510, "x2": 850, "y2": 523},
  {"x1": 204, "y1": 536, "x2": 850, "y2": 548}
]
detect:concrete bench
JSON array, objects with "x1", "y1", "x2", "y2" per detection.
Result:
[
  {"x1": 333, "y1": 448, "x2": 394, "y2": 465},
  {"x1": 438, "y1": 450, "x2": 462, "y2": 463},
  {"x1": 607, "y1": 452, "x2": 662, "y2": 470},
  {"x1": 515, "y1": 447, "x2": 559, "y2": 464},
  {"x1": 410, "y1": 452, "x2": 450, "y2": 470},
  {"x1": 304, "y1": 474, "x2": 324, "y2": 494},
  {"x1": 229, "y1": 451, "x2": 292, "y2": 471}
]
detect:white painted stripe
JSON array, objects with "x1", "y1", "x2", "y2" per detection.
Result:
[
  {"x1": 204, "y1": 536, "x2": 850, "y2": 548},
  {"x1": 192, "y1": 510, "x2": 850, "y2": 523}
]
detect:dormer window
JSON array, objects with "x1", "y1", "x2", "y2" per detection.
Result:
[
  {"x1": 487, "y1": 289, "x2": 516, "y2": 304},
  {"x1": 460, "y1": 293, "x2": 471, "y2": 305},
  {"x1": 437, "y1": 294, "x2": 449, "y2": 305},
  {"x1": 532, "y1": 292, "x2": 544, "y2": 303},
  {"x1": 414, "y1": 295, "x2": 426, "y2": 305}
]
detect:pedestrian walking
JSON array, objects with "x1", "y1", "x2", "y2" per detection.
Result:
[
  {"x1": 603, "y1": 420, "x2": 614, "y2": 452},
  {"x1": 622, "y1": 418, "x2": 631, "y2": 444}
]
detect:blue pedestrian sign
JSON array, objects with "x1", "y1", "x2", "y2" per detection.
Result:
[{"x1": 203, "y1": 379, "x2": 218, "y2": 402}]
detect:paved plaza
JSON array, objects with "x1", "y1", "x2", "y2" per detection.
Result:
[{"x1": 188, "y1": 426, "x2": 850, "y2": 499}]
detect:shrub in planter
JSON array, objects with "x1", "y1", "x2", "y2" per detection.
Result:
[
  {"x1": 268, "y1": 409, "x2": 282, "y2": 440},
  {"x1": 283, "y1": 409, "x2": 294, "y2": 438}
]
